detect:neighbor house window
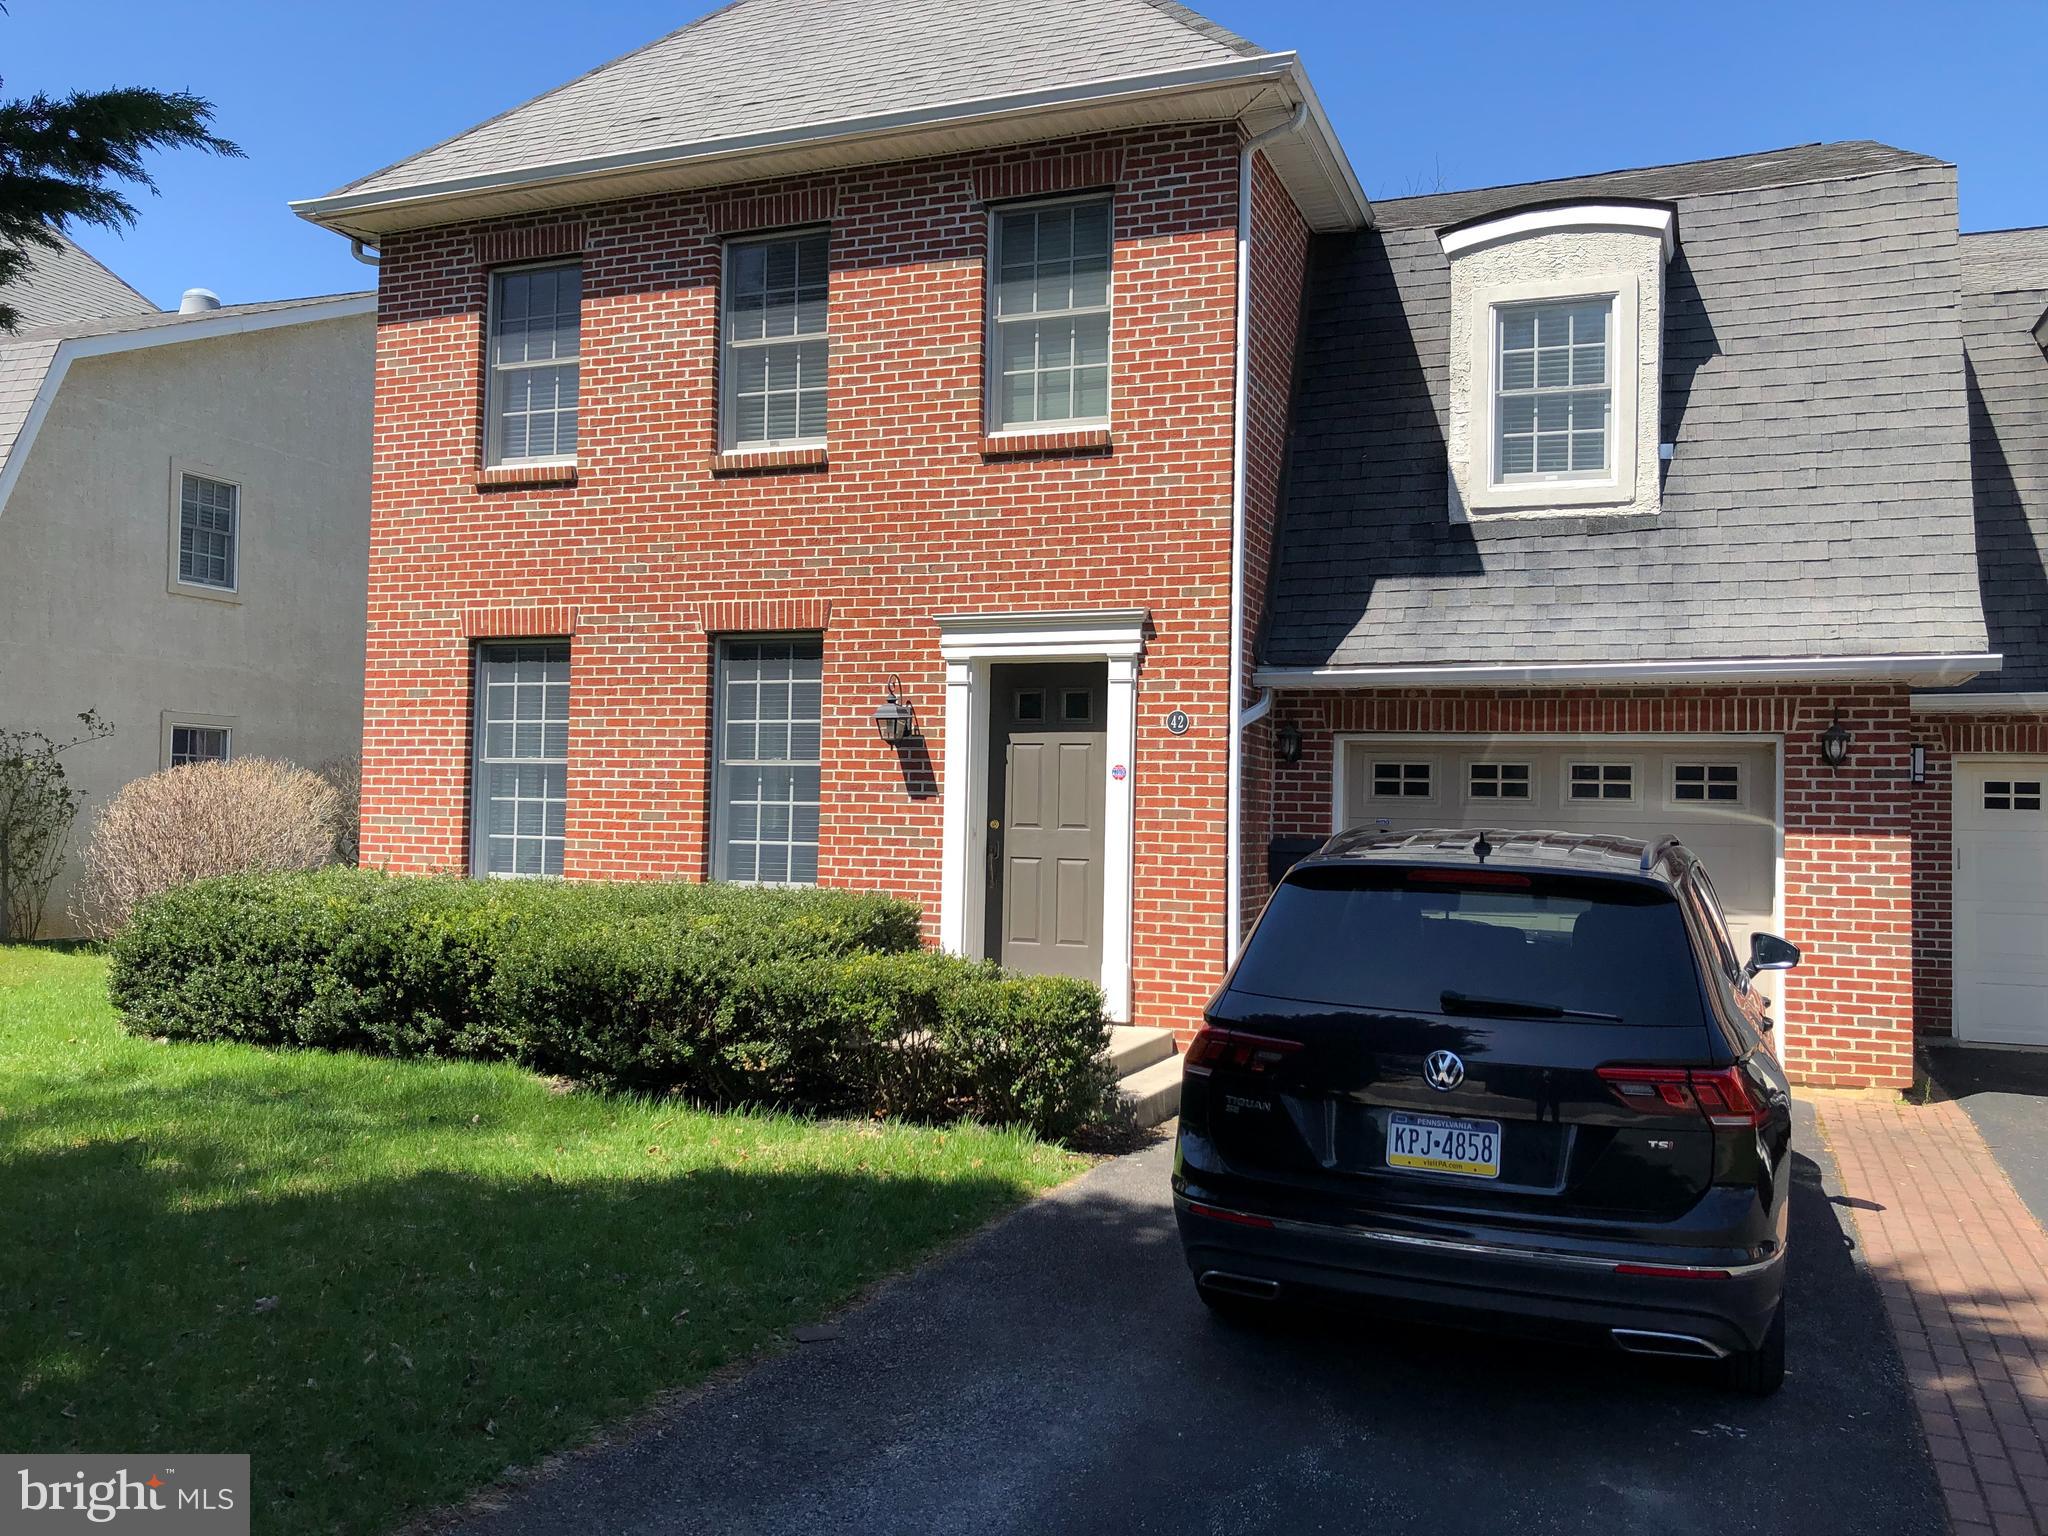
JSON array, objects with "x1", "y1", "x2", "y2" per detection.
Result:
[
  {"x1": 177, "y1": 473, "x2": 238, "y2": 589},
  {"x1": 471, "y1": 642, "x2": 569, "y2": 877},
  {"x1": 169, "y1": 725, "x2": 230, "y2": 766},
  {"x1": 990, "y1": 197, "x2": 1110, "y2": 431},
  {"x1": 1569, "y1": 762, "x2": 1634, "y2": 801},
  {"x1": 1469, "y1": 762, "x2": 1531, "y2": 800},
  {"x1": 714, "y1": 636, "x2": 822, "y2": 884},
  {"x1": 722, "y1": 230, "x2": 828, "y2": 450},
  {"x1": 1496, "y1": 298, "x2": 1610, "y2": 480},
  {"x1": 486, "y1": 263, "x2": 581, "y2": 464}
]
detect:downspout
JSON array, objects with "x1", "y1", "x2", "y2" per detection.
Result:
[
  {"x1": 1225, "y1": 102, "x2": 1307, "y2": 964},
  {"x1": 349, "y1": 238, "x2": 381, "y2": 267}
]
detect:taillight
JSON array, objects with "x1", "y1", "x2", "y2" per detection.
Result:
[
  {"x1": 1184, "y1": 1027, "x2": 1304, "y2": 1076},
  {"x1": 1184, "y1": 1202, "x2": 1275, "y2": 1229},
  {"x1": 1613, "y1": 1263, "x2": 1732, "y2": 1280},
  {"x1": 1597, "y1": 1064, "x2": 1766, "y2": 1128}
]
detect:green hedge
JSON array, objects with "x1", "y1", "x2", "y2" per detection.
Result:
[{"x1": 106, "y1": 869, "x2": 1113, "y2": 1140}]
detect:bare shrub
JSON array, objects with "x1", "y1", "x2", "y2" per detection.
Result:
[
  {"x1": 319, "y1": 755, "x2": 362, "y2": 866},
  {"x1": 75, "y1": 757, "x2": 342, "y2": 934}
]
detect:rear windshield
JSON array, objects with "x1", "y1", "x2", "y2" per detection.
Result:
[{"x1": 1230, "y1": 867, "x2": 1706, "y2": 1026}]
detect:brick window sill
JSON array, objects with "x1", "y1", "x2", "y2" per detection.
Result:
[
  {"x1": 477, "y1": 462, "x2": 578, "y2": 490},
  {"x1": 710, "y1": 446, "x2": 829, "y2": 476},
  {"x1": 980, "y1": 426, "x2": 1114, "y2": 460}
]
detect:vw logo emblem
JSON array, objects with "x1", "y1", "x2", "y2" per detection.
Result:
[{"x1": 1423, "y1": 1050, "x2": 1465, "y2": 1092}]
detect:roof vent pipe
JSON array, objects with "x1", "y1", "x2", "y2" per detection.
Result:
[{"x1": 178, "y1": 288, "x2": 222, "y2": 314}]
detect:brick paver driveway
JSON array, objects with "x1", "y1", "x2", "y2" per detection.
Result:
[
  {"x1": 1821, "y1": 1089, "x2": 2048, "y2": 1535},
  {"x1": 447, "y1": 1101, "x2": 1939, "y2": 1536}
]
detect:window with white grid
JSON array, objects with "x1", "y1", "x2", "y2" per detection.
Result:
[
  {"x1": 1468, "y1": 762, "x2": 1531, "y2": 800},
  {"x1": 177, "y1": 473, "x2": 238, "y2": 589},
  {"x1": 715, "y1": 637, "x2": 823, "y2": 884},
  {"x1": 471, "y1": 643, "x2": 569, "y2": 877},
  {"x1": 1372, "y1": 761, "x2": 1433, "y2": 799},
  {"x1": 1496, "y1": 298, "x2": 1610, "y2": 480},
  {"x1": 487, "y1": 264, "x2": 581, "y2": 464},
  {"x1": 990, "y1": 197, "x2": 1111, "y2": 431},
  {"x1": 169, "y1": 725, "x2": 230, "y2": 766},
  {"x1": 1568, "y1": 762, "x2": 1635, "y2": 802},
  {"x1": 722, "y1": 230, "x2": 829, "y2": 449}
]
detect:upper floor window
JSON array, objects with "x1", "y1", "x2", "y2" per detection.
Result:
[
  {"x1": 487, "y1": 263, "x2": 581, "y2": 465},
  {"x1": 990, "y1": 197, "x2": 1110, "y2": 432},
  {"x1": 1496, "y1": 298, "x2": 1610, "y2": 482},
  {"x1": 177, "y1": 472, "x2": 238, "y2": 590},
  {"x1": 722, "y1": 230, "x2": 829, "y2": 450}
]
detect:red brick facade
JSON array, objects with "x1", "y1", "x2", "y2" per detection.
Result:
[
  {"x1": 1258, "y1": 686, "x2": 1928, "y2": 1088},
  {"x1": 362, "y1": 125, "x2": 1307, "y2": 1038}
]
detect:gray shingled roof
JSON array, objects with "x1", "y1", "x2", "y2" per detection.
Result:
[
  {"x1": 1945, "y1": 232, "x2": 2048, "y2": 694},
  {"x1": 332, "y1": 0, "x2": 1268, "y2": 200},
  {"x1": 1263, "y1": 142, "x2": 1990, "y2": 672},
  {"x1": 0, "y1": 229, "x2": 152, "y2": 330}
]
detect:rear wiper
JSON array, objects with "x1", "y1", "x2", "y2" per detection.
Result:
[{"x1": 1440, "y1": 990, "x2": 1622, "y2": 1024}]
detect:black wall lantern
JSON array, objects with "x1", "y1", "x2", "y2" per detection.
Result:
[
  {"x1": 872, "y1": 674, "x2": 917, "y2": 746},
  {"x1": 1275, "y1": 720, "x2": 1303, "y2": 766},
  {"x1": 1819, "y1": 712, "x2": 1853, "y2": 770}
]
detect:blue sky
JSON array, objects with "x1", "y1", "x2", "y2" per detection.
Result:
[{"x1": 7, "y1": 0, "x2": 2043, "y2": 308}]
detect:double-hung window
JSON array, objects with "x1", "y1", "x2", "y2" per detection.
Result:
[
  {"x1": 177, "y1": 473, "x2": 238, "y2": 590},
  {"x1": 471, "y1": 643, "x2": 570, "y2": 877},
  {"x1": 486, "y1": 264, "x2": 581, "y2": 465},
  {"x1": 722, "y1": 231, "x2": 828, "y2": 450},
  {"x1": 990, "y1": 197, "x2": 1111, "y2": 431},
  {"x1": 1496, "y1": 298, "x2": 1610, "y2": 480},
  {"x1": 714, "y1": 637, "x2": 822, "y2": 884}
]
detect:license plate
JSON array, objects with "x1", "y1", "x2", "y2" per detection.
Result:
[{"x1": 1386, "y1": 1111, "x2": 1502, "y2": 1179}]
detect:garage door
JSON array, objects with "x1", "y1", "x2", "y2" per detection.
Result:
[
  {"x1": 1338, "y1": 739, "x2": 1780, "y2": 947},
  {"x1": 1953, "y1": 758, "x2": 2048, "y2": 1046}
]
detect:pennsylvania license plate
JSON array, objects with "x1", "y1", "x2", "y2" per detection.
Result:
[{"x1": 1386, "y1": 1111, "x2": 1502, "y2": 1179}]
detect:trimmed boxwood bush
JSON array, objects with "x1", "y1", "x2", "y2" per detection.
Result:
[{"x1": 106, "y1": 869, "x2": 1113, "y2": 1140}]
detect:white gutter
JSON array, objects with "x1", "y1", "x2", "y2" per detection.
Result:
[
  {"x1": 1225, "y1": 103, "x2": 1307, "y2": 965},
  {"x1": 0, "y1": 294, "x2": 374, "y2": 518},
  {"x1": 295, "y1": 54, "x2": 1368, "y2": 236},
  {"x1": 1910, "y1": 689, "x2": 2048, "y2": 714},
  {"x1": 1254, "y1": 652, "x2": 2005, "y2": 690}
]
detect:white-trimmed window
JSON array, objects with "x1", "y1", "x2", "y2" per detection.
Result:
[
  {"x1": 722, "y1": 230, "x2": 828, "y2": 450},
  {"x1": 471, "y1": 642, "x2": 570, "y2": 877},
  {"x1": 1372, "y1": 761, "x2": 1433, "y2": 799},
  {"x1": 1568, "y1": 762, "x2": 1634, "y2": 802},
  {"x1": 486, "y1": 263, "x2": 581, "y2": 465},
  {"x1": 1673, "y1": 763, "x2": 1741, "y2": 804},
  {"x1": 714, "y1": 636, "x2": 823, "y2": 884},
  {"x1": 176, "y1": 472, "x2": 238, "y2": 590},
  {"x1": 990, "y1": 197, "x2": 1111, "y2": 431},
  {"x1": 169, "y1": 724, "x2": 230, "y2": 766},
  {"x1": 1496, "y1": 298, "x2": 1610, "y2": 481},
  {"x1": 1984, "y1": 779, "x2": 2044, "y2": 812},
  {"x1": 1468, "y1": 762, "x2": 1532, "y2": 801}
]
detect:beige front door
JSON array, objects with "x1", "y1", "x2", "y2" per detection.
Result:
[{"x1": 984, "y1": 663, "x2": 1106, "y2": 981}]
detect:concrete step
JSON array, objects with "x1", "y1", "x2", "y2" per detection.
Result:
[
  {"x1": 1116, "y1": 1051, "x2": 1183, "y2": 1129},
  {"x1": 1105, "y1": 1024, "x2": 1175, "y2": 1079}
]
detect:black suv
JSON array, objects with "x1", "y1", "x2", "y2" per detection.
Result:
[{"x1": 1173, "y1": 828, "x2": 1801, "y2": 1394}]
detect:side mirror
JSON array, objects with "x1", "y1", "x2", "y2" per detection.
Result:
[{"x1": 1745, "y1": 932, "x2": 1801, "y2": 979}]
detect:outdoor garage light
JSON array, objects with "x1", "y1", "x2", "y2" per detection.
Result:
[
  {"x1": 1910, "y1": 742, "x2": 1927, "y2": 785},
  {"x1": 1274, "y1": 720, "x2": 1303, "y2": 766},
  {"x1": 1819, "y1": 712, "x2": 1853, "y2": 770},
  {"x1": 872, "y1": 674, "x2": 917, "y2": 746}
]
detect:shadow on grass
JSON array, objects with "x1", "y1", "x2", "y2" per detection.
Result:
[{"x1": 0, "y1": 1079, "x2": 1053, "y2": 1536}]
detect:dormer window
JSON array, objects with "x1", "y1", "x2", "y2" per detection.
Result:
[
  {"x1": 1438, "y1": 202, "x2": 1673, "y2": 522},
  {"x1": 1496, "y1": 298, "x2": 1610, "y2": 482}
]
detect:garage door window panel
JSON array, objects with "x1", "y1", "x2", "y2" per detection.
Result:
[
  {"x1": 1467, "y1": 761, "x2": 1532, "y2": 802},
  {"x1": 1372, "y1": 761, "x2": 1435, "y2": 802},
  {"x1": 1984, "y1": 780, "x2": 2043, "y2": 812},
  {"x1": 1673, "y1": 762, "x2": 1742, "y2": 806},
  {"x1": 1568, "y1": 762, "x2": 1636, "y2": 803}
]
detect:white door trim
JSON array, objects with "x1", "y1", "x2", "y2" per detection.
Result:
[{"x1": 936, "y1": 609, "x2": 1147, "y2": 1022}]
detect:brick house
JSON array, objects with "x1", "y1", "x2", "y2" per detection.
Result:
[{"x1": 296, "y1": 0, "x2": 2047, "y2": 1089}]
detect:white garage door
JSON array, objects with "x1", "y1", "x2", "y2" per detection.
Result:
[
  {"x1": 1953, "y1": 759, "x2": 2048, "y2": 1046},
  {"x1": 1338, "y1": 739, "x2": 1780, "y2": 946}
]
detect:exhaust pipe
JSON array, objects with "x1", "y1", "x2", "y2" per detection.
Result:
[
  {"x1": 1611, "y1": 1328, "x2": 1728, "y2": 1360},
  {"x1": 1199, "y1": 1271, "x2": 1281, "y2": 1302}
]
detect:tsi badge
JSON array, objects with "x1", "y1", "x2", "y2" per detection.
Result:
[
  {"x1": 6, "y1": 1454, "x2": 248, "y2": 1534},
  {"x1": 1423, "y1": 1050, "x2": 1465, "y2": 1092}
]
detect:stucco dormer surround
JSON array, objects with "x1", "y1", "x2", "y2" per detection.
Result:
[{"x1": 1439, "y1": 201, "x2": 1677, "y2": 522}]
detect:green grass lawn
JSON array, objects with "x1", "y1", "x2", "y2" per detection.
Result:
[{"x1": 0, "y1": 944, "x2": 1086, "y2": 1534}]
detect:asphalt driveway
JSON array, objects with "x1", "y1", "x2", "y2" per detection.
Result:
[
  {"x1": 1926, "y1": 1044, "x2": 2048, "y2": 1230},
  {"x1": 448, "y1": 1101, "x2": 1941, "y2": 1536}
]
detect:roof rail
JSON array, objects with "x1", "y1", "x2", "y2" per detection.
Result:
[{"x1": 1640, "y1": 835, "x2": 1684, "y2": 873}]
